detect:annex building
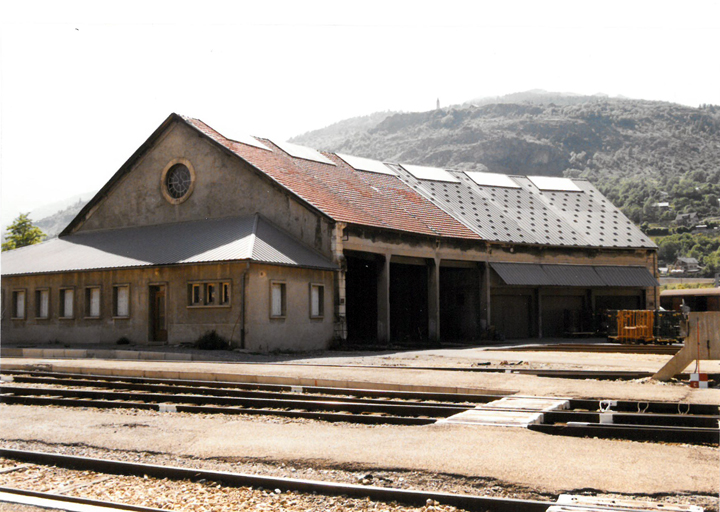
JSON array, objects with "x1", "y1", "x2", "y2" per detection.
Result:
[{"x1": 1, "y1": 113, "x2": 659, "y2": 350}]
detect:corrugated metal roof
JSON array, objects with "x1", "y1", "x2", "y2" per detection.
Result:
[
  {"x1": 1, "y1": 215, "x2": 337, "y2": 276},
  {"x1": 542, "y1": 264, "x2": 606, "y2": 287},
  {"x1": 491, "y1": 263, "x2": 658, "y2": 287},
  {"x1": 491, "y1": 263, "x2": 554, "y2": 286},
  {"x1": 594, "y1": 266, "x2": 659, "y2": 287}
]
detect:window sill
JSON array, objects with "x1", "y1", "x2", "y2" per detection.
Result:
[
  {"x1": 11, "y1": 317, "x2": 25, "y2": 321},
  {"x1": 84, "y1": 316, "x2": 102, "y2": 320},
  {"x1": 59, "y1": 316, "x2": 74, "y2": 320},
  {"x1": 112, "y1": 316, "x2": 130, "y2": 320},
  {"x1": 187, "y1": 305, "x2": 232, "y2": 309}
]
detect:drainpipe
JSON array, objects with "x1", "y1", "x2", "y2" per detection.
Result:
[{"x1": 230, "y1": 262, "x2": 250, "y2": 349}]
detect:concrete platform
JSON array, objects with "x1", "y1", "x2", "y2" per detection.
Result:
[{"x1": 437, "y1": 396, "x2": 570, "y2": 427}]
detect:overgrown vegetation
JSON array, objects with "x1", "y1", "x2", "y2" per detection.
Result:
[
  {"x1": 194, "y1": 330, "x2": 230, "y2": 350},
  {"x1": 653, "y1": 232, "x2": 720, "y2": 275}
]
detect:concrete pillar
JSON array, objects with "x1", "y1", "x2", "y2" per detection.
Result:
[
  {"x1": 377, "y1": 254, "x2": 391, "y2": 343},
  {"x1": 484, "y1": 261, "x2": 492, "y2": 331},
  {"x1": 428, "y1": 257, "x2": 441, "y2": 342},
  {"x1": 537, "y1": 289, "x2": 543, "y2": 339}
]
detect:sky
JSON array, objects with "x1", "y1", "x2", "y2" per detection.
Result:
[{"x1": 1, "y1": 0, "x2": 719, "y2": 227}]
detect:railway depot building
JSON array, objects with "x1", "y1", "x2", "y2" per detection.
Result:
[{"x1": 1, "y1": 113, "x2": 659, "y2": 350}]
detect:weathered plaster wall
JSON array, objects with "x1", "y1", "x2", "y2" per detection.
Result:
[
  {"x1": 75, "y1": 121, "x2": 334, "y2": 256},
  {"x1": 244, "y1": 264, "x2": 335, "y2": 352},
  {"x1": 1, "y1": 261, "x2": 335, "y2": 351}
]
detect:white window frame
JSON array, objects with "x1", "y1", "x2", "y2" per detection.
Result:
[
  {"x1": 12, "y1": 289, "x2": 26, "y2": 319},
  {"x1": 59, "y1": 287, "x2": 75, "y2": 319},
  {"x1": 113, "y1": 284, "x2": 130, "y2": 318},
  {"x1": 309, "y1": 283, "x2": 324, "y2": 319},
  {"x1": 270, "y1": 281, "x2": 287, "y2": 318},
  {"x1": 84, "y1": 286, "x2": 102, "y2": 319},
  {"x1": 35, "y1": 288, "x2": 50, "y2": 319}
]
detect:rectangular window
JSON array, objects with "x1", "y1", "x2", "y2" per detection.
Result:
[
  {"x1": 189, "y1": 284, "x2": 202, "y2": 306},
  {"x1": 85, "y1": 286, "x2": 101, "y2": 318},
  {"x1": 113, "y1": 285, "x2": 130, "y2": 317},
  {"x1": 270, "y1": 281, "x2": 286, "y2": 318},
  {"x1": 205, "y1": 283, "x2": 216, "y2": 305},
  {"x1": 310, "y1": 284, "x2": 324, "y2": 318},
  {"x1": 35, "y1": 289, "x2": 50, "y2": 319},
  {"x1": 60, "y1": 288, "x2": 74, "y2": 318},
  {"x1": 12, "y1": 290, "x2": 26, "y2": 319},
  {"x1": 220, "y1": 282, "x2": 230, "y2": 305}
]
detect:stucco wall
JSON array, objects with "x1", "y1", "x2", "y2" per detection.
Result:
[
  {"x1": 1, "y1": 261, "x2": 335, "y2": 351},
  {"x1": 244, "y1": 263, "x2": 335, "y2": 352},
  {"x1": 75, "y1": 121, "x2": 333, "y2": 256}
]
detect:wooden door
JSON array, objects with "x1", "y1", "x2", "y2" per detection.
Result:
[{"x1": 149, "y1": 285, "x2": 168, "y2": 342}]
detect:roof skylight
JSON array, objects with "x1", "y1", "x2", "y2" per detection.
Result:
[
  {"x1": 528, "y1": 176, "x2": 582, "y2": 192},
  {"x1": 270, "y1": 140, "x2": 336, "y2": 166},
  {"x1": 336, "y1": 153, "x2": 396, "y2": 175},
  {"x1": 401, "y1": 164, "x2": 460, "y2": 183},
  {"x1": 466, "y1": 171, "x2": 520, "y2": 189},
  {"x1": 230, "y1": 134, "x2": 272, "y2": 151}
]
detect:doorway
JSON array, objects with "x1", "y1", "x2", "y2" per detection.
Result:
[{"x1": 149, "y1": 285, "x2": 168, "y2": 342}]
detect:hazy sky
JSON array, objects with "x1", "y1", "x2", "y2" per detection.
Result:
[{"x1": 1, "y1": 0, "x2": 719, "y2": 226}]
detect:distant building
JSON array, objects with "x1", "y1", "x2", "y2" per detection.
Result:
[
  {"x1": 653, "y1": 201, "x2": 670, "y2": 209},
  {"x1": 673, "y1": 257, "x2": 701, "y2": 274},
  {"x1": 674, "y1": 212, "x2": 698, "y2": 226}
]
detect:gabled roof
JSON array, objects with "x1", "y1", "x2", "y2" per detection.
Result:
[
  {"x1": 2, "y1": 215, "x2": 336, "y2": 276},
  {"x1": 61, "y1": 113, "x2": 656, "y2": 250}
]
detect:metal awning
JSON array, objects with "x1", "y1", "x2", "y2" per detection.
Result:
[{"x1": 491, "y1": 263, "x2": 658, "y2": 287}]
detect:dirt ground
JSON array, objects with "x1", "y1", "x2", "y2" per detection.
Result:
[{"x1": 1, "y1": 345, "x2": 719, "y2": 509}]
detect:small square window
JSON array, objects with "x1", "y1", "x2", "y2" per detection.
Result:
[
  {"x1": 12, "y1": 290, "x2": 26, "y2": 319},
  {"x1": 310, "y1": 284, "x2": 324, "y2": 318},
  {"x1": 35, "y1": 289, "x2": 50, "y2": 319},
  {"x1": 270, "y1": 281, "x2": 286, "y2": 318},
  {"x1": 113, "y1": 285, "x2": 130, "y2": 317},
  {"x1": 85, "y1": 286, "x2": 101, "y2": 318},
  {"x1": 59, "y1": 288, "x2": 74, "y2": 318}
]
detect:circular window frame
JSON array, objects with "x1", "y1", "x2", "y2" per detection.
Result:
[{"x1": 160, "y1": 158, "x2": 196, "y2": 205}]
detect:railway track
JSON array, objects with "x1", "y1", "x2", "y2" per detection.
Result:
[
  {"x1": 0, "y1": 448, "x2": 700, "y2": 512},
  {"x1": 1, "y1": 370, "x2": 718, "y2": 445}
]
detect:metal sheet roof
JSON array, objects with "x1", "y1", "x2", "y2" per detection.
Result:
[
  {"x1": 541, "y1": 264, "x2": 606, "y2": 287},
  {"x1": 593, "y1": 266, "x2": 659, "y2": 287},
  {"x1": 1, "y1": 215, "x2": 337, "y2": 276},
  {"x1": 491, "y1": 263, "x2": 554, "y2": 286},
  {"x1": 491, "y1": 263, "x2": 658, "y2": 287}
]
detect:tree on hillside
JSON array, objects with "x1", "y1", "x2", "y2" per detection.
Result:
[{"x1": 2, "y1": 213, "x2": 46, "y2": 251}]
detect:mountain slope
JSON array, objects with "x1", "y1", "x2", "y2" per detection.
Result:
[{"x1": 291, "y1": 93, "x2": 720, "y2": 225}]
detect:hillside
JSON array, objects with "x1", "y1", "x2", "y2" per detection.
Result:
[
  {"x1": 291, "y1": 93, "x2": 720, "y2": 226},
  {"x1": 35, "y1": 199, "x2": 89, "y2": 239}
]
